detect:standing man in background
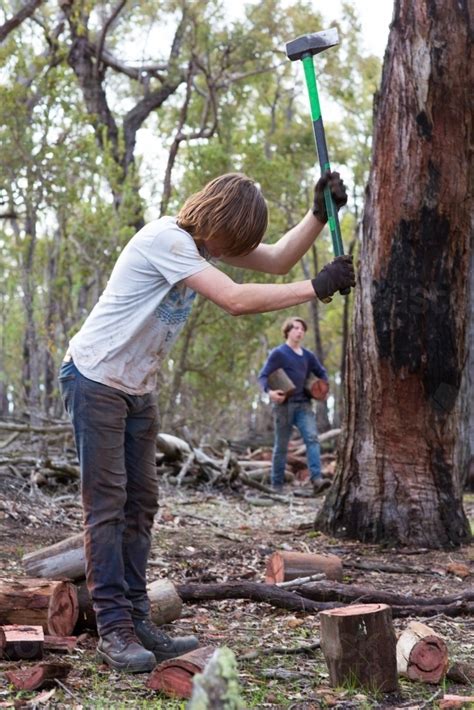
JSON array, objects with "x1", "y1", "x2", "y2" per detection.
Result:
[{"x1": 258, "y1": 317, "x2": 330, "y2": 495}]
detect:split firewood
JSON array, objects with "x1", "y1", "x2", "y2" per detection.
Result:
[
  {"x1": 320, "y1": 604, "x2": 399, "y2": 692},
  {"x1": 75, "y1": 579, "x2": 182, "y2": 632},
  {"x1": 5, "y1": 661, "x2": 72, "y2": 691},
  {"x1": 0, "y1": 624, "x2": 44, "y2": 660},
  {"x1": 265, "y1": 551, "x2": 343, "y2": 583},
  {"x1": 22, "y1": 532, "x2": 85, "y2": 581},
  {"x1": 0, "y1": 578, "x2": 78, "y2": 635},
  {"x1": 396, "y1": 621, "x2": 449, "y2": 683},
  {"x1": 188, "y1": 647, "x2": 245, "y2": 709},
  {"x1": 147, "y1": 645, "x2": 216, "y2": 698}
]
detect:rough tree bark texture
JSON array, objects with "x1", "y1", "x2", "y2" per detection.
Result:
[{"x1": 317, "y1": 0, "x2": 473, "y2": 548}]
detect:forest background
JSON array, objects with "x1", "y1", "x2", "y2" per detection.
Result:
[{"x1": 0, "y1": 0, "x2": 392, "y2": 443}]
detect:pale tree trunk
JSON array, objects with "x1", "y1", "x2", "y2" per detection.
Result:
[{"x1": 317, "y1": 0, "x2": 472, "y2": 548}]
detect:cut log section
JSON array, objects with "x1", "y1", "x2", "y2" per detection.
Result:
[
  {"x1": 304, "y1": 373, "x2": 329, "y2": 401},
  {"x1": 75, "y1": 579, "x2": 182, "y2": 632},
  {"x1": 320, "y1": 603, "x2": 399, "y2": 692},
  {"x1": 5, "y1": 661, "x2": 72, "y2": 691},
  {"x1": 396, "y1": 620, "x2": 449, "y2": 683},
  {"x1": 265, "y1": 551, "x2": 343, "y2": 584},
  {"x1": 0, "y1": 578, "x2": 79, "y2": 635},
  {"x1": 0, "y1": 624, "x2": 44, "y2": 660},
  {"x1": 147, "y1": 646, "x2": 216, "y2": 698},
  {"x1": 267, "y1": 369, "x2": 296, "y2": 399},
  {"x1": 22, "y1": 532, "x2": 85, "y2": 581}
]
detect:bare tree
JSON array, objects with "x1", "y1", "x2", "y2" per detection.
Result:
[{"x1": 317, "y1": 0, "x2": 473, "y2": 548}]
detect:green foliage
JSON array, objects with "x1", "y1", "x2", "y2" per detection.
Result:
[{"x1": 0, "y1": 0, "x2": 381, "y2": 431}]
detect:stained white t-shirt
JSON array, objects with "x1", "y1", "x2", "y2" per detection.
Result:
[{"x1": 69, "y1": 216, "x2": 211, "y2": 394}]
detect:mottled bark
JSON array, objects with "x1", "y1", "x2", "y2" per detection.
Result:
[{"x1": 317, "y1": 0, "x2": 473, "y2": 548}]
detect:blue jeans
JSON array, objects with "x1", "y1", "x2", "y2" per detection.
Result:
[
  {"x1": 272, "y1": 400, "x2": 321, "y2": 487},
  {"x1": 59, "y1": 360, "x2": 159, "y2": 635}
]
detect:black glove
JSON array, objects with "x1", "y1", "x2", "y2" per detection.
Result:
[
  {"x1": 312, "y1": 170, "x2": 347, "y2": 223},
  {"x1": 311, "y1": 255, "x2": 355, "y2": 303}
]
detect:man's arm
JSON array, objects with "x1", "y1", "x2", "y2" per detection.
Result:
[
  {"x1": 183, "y1": 264, "x2": 315, "y2": 315},
  {"x1": 221, "y1": 171, "x2": 348, "y2": 276},
  {"x1": 222, "y1": 210, "x2": 324, "y2": 275}
]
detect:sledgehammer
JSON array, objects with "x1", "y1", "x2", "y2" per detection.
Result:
[{"x1": 286, "y1": 29, "x2": 349, "y2": 293}]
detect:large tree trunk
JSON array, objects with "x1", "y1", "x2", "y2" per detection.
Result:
[{"x1": 317, "y1": 0, "x2": 472, "y2": 548}]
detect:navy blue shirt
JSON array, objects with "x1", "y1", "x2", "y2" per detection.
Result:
[{"x1": 258, "y1": 344, "x2": 328, "y2": 402}]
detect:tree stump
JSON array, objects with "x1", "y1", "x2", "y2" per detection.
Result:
[
  {"x1": 265, "y1": 551, "x2": 343, "y2": 583},
  {"x1": 0, "y1": 578, "x2": 78, "y2": 635},
  {"x1": 22, "y1": 533, "x2": 85, "y2": 581},
  {"x1": 397, "y1": 621, "x2": 449, "y2": 683},
  {"x1": 75, "y1": 579, "x2": 182, "y2": 632},
  {"x1": 0, "y1": 625, "x2": 44, "y2": 660},
  {"x1": 320, "y1": 603, "x2": 399, "y2": 692},
  {"x1": 267, "y1": 369, "x2": 296, "y2": 399},
  {"x1": 147, "y1": 646, "x2": 216, "y2": 698}
]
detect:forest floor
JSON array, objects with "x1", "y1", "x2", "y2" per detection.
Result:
[{"x1": 0, "y1": 471, "x2": 473, "y2": 710}]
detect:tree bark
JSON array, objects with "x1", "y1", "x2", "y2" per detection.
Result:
[
  {"x1": 265, "y1": 551, "x2": 343, "y2": 583},
  {"x1": 147, "y1": 646, "x2": 216, "y2": 698},
  {"x1": 22, "y1": 532, "x2": 85, "y2": 581},
  {"x1": 317, "y1": 0, "x2": 473, "y2": 548}
]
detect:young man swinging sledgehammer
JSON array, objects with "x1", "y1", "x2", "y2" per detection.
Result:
[{"x1": 59, "y1": 172, "x2": 354, "y2": 673}]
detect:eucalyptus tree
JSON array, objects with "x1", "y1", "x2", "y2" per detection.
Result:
[{"x1": 317, "y1": 0, "x2": 472, "y2": 548}]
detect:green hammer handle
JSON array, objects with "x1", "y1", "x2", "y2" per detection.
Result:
[{"x1": 302, "y1": 55, "x2": 350, "y2": 295}]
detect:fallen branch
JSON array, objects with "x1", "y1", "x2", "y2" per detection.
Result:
[{"x1": 239, "y1": 639, "x2": 320, "y2": 660}]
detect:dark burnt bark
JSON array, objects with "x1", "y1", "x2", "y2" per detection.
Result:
[{"x1": 317, "y1": 0, "x2": 473, "y2": 548}]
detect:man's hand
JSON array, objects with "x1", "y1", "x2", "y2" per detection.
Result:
[
  {"x1": 269, "y1": 389, "x2": 286, "y2": 404},
  {"x1": 311, "y1": 255, "x2": 356, "y2": 303},
  {"x1": 312, "y1": 170, "x2": 347, "y2": 223}
]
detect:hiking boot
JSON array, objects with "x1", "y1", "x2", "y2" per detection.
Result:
[
  {"x1": 133, "y1": 617, "x2": 199, "y2": 663},
  {"x1": 312, "y1": 478, "x2": 331, "y2": 496},
  {"x1": 97, "y1": 627, "x2": 156, "y2": 673}
]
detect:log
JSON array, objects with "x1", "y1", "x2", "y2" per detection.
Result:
[
  {"x1": 177, "y1": 581, "x2": 326, "y2": 613},
  {"x1": 0, "y1": 624, "x2": 44, "y2": 660},
  {"x1": 5, "y1": 661, "x2": 72, "y2": 691},
  {"x1": 148, "y1": 579, "x2": 183, "y2": 625},
  {"x1": 396, "y1": 621, "x2": 449, "y2": 683},
  {"x1": 147, "y1": 646, "x2": 216, "y2": 698},
  {"x1": 319, "y1": 604, "x2": 399, "y2": 692},
  {"x1": 75, "y1": 578, "x2": 182, "y2": 632},
  {"x1": 294, "y1": 580, "x2": 474, "y2": 608},
  {"x1": 0, "y1": 578, "x2": 78, "y2": 635},
  {"x1": 265, "y1": 551, "x2": 343, "y2": 584},
  {"x1": 22, "y1": 532, "x2": 85, "y2": 581},
  {"x1": 304, "y1": 373, "x2": 329, "y2": 401},
  {"x1": 267, "y1": 369, "x2": 296, "y2": 399}
]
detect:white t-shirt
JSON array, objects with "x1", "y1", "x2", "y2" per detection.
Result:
[{"x1": 69, "y1": 216, "x2": 211, "y2": 395}]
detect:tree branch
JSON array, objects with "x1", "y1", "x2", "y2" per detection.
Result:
[{"x1": 0, "y1": 0, "x2": 45, "y2": 43}]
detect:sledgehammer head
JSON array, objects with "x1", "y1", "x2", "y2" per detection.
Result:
[{"x1": 285, "y1": 28, "x2": 339, "y2": 62}]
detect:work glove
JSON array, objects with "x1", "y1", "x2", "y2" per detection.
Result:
[
  {"x1": 312, "y1": 170, "x2": 347, "y2": 223},
  {"x1": 311, "y1": 255, "x2": 355, "y2": 303}
]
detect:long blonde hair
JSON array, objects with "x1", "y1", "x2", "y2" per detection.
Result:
[{"x1": 177, "y1": 173, "x2": 268, "y2": 257}]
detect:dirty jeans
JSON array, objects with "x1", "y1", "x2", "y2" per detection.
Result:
[
  {"x1": 272, "y1": 400, "x2": 321, "y2": 487},
  {"x1": 59, "y1": 360, "x2": 159, "y2": 635}
]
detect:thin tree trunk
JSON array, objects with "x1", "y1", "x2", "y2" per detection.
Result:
[{"x1": 317, "y1": 0, "x2": 472, "y2": 548}]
